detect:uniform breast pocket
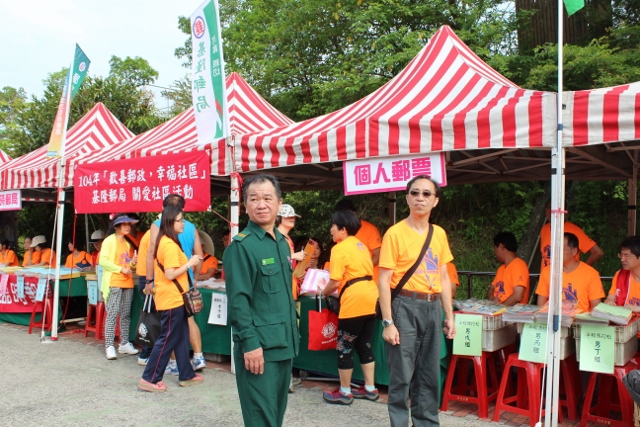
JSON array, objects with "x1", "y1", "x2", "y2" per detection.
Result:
[{"x1": 260, "y1": 264, "x2": 282, "y2": 294}]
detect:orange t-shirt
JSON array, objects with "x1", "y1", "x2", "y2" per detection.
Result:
[
  {"x1": 540, "y1": 221, "x2": 596, "y2": 269},
  {"x1": 492, "y1": 257, "x2": 530, "y2": 305},
  {"x1": 356, "y1": 219, "x2": 382, "y2": 282},
  {"x1": 379, "y1": 220, "x2": 453, "y2": 294},
  {"x1": 65, "y1": 251, "x2": 91, "y2": 268},
  {"x1": 329, "y1": 236, "x2": 378, "y2": 319},
  {"x1": 23, "y1": 250, "x2": 41, "y2": 267},
  {"x1": 447, "y1": 262, "x2": 459, "y2": 287},
  {"x1": 608, "y1": 270, "x2": 640, "y2": 306},
  {"x1": 136, "y1": 230, "x2": 151, "y2": 276},
  {"x1": 126, "y1": 232, "x2": 141, "y2": 250},
  {"x1": 0, "y1": 249, "x2": 18, "y2": 267},
  {"x1": 200, "y1": 255, "x2": 218, "y2": 274},
  {"x1": 154, "y1": 236, "x2": 189, "y2": 311},
  {"x1": 535, "y1": 262, "x2": 605, "y2": 313},
  {"x1": 39, "y1": 248, "x2": 57, "y2": 268},
  {"x1": 109, "y1": 238, "x2": 134, "y2": 289}
]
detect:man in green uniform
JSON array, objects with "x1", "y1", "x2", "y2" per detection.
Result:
[{"x1": 223, "y1": 174, "x2": 300, "y2": 427}]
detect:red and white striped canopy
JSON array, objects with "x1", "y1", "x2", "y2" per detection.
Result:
[
  {"x1": 0, "y1": 103, "x2": 133, "y2": 190},
  {"x1": 235, "y1": 26, "x2": 558, "y2": 172},
  {"x1": 70, "y1": 72, "x2": 293, "y2": 180},
  {"x1": 563, "y1": 82, "x2": 640, "y2": 147},
  {"x1": 0, "y1": 149, "x2": 11, "y2": 164}
]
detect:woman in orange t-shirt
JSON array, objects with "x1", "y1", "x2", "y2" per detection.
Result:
[
  {"x1": 0, "y1": 239, "x2": 18, "y2": 267},
  {"x1": 22, "y1": 237, "x2": 40, "y2": 267},
  {"x1": 30, "y1": 235, "x2": 56, "y2": 268},
  {"x1": 320, "y1": 210, "x2": 379, "y2": 405},
  {"x1": 64, "y1": 242, "x2": 91, "y2": 270},
  {"x1": 139, "y1": 205, "x2": 203, "y2": 392}
]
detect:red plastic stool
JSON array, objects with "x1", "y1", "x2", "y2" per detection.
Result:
[
  {"x1": 441, "y1": 351, "x2": 500, "y2": 418},
  {"x1": 28, "y1": 296, "x2": 53, "y2": 334},
  {"x1": 84, "y1": 301, "x2": 105, "y2": 340},
  {"x1": 558, "y1": 354, "x2": 581, "y2": 420},
  {"x1": 580, "y1": 359, "x2": 637, "y2": 427}
]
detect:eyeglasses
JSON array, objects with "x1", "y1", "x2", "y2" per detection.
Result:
[
  {"x1": 175, "y1": 218, "x2": 185, "y2": 224},
  {"x1": 618, "y1": 253, "x2": 637, "y2": 260},
  {"x1": 409, "y1": 190, "x2": 435, "y2": 198}
]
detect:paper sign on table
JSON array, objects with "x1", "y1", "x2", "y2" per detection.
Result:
[
  {"x1": 579, "y1": 324, "x2": 615, "y2": 374},
  {"x1": 208, "y1": 292, "x2": 228, "y2": 326},
  {"x1": 87, "y1": 280, "x2": 99, "y2": 305},
  {"x1": 17, "y1": 275, "x2": 24, "y2": 299},
  {"x1": 453, "y1": 314, "x2": 483, "y2": 356},
  {"x1": 519, "y1": 323, "x2": 548, "y2": 363},
  {"x1": 35, "y1": 278, "x2": 47, "y2": 302}
]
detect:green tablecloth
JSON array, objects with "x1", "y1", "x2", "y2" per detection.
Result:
[
  {"x1": 294, "y1": 296, "x2": 450, "y2": 391},
  {"x1": 129, "y1": 287, "x2": 231, "y2": 355}
]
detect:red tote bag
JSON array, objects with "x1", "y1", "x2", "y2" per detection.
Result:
[{"x1": 307, "y1": 298, "x2": 338, "y2": 351}]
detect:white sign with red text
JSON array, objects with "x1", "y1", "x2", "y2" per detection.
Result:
[
  {"x1": 343, "y1": 153, "x2": 446, "y2": 195},
  {"x1": 0, "y1": 190, "x2": 22, "y2": 211}
]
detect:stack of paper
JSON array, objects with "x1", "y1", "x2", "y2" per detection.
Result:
[
  {"x1": 502, "y1": 304, "x2": 540, "y2": 324},
  {"x1": 453, "y1": 299, "x2": 506, "y2": 316},
  {"x1": 535, "y1": 301, "x2": 581, "y2": 327},
  {"x1": 591, "y1": 303, "x2": 633, "y2": 325},
  {"x1": 573, "y1": 312, "x2": 610, "y2": 325}
]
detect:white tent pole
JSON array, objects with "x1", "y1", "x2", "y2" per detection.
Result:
[
  {"x1": 229, "y1": 139, "x2": 240, "y2": 375},
  {"x1": 544, "y1": 2, "x2": 566, "y2": 426},
  {"x1": 51, "y1": 160, "x2": 66, "y2": 341}
]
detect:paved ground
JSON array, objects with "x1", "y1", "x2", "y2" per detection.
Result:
[{"x1": 0, "y1": 322, "x2": 602, "y2": 427}]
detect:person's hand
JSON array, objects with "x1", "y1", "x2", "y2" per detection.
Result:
[
  {"x1": 144, "y1": 282, "x2": 155, "y2": 295},
  {"x1": 187, "y1": 255, "x2": 201, "y2": 268},
  {"x1": 120, "y1": 266, "x2": 131, "y2": 275},
  {"x1": 131, "y1": 254, "x2": 138, "y2": 265},
  {"x1": 291, "y1": 251, "x2": 305, "y2": 262},
  {"x1": 244, "y1": 347, "x2": 264, "y2": 375},
  {"x1": 443, "y1": 317, "x2": 456, "y2": 339},
  {"x1": 382, "y1": 324, "x2": 400, "y2": 345},
  {"x1": 308, "y1": 258, "x2": 318, "y2": 269},
  {"x1": 604, "y1": 298, "x2": 616, "y2": 306}
]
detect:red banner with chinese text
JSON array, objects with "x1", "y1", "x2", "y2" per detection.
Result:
[
  {"x1": 73, "y1": 151, "x2": 211, "y2": 213},
  {"x1": 0, "y1": 275, "x2": 40, "y2": 314}
]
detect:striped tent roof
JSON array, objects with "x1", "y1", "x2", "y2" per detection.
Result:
[
  {"x1": 0, "y1": 149, "x2": 11, "y2": 164},
  {"x1": 0, "y1": 103, "x2": 133, "y2": 190},
  {"x1": 234, "y1": 25, "x2": 558, "y2": 173},
  {"x1": 69, "y1": 72, "x2": 293, "y2": 181}
]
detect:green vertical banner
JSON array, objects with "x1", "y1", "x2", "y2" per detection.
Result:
[
  {"x1": 563, "y1": 0, "x2": 585, "y2": 16},
  {"x1": 46, "y1": 44, "x2": 91, "y2": 158},
  {"x1": 579, "y1": 325, "x2": 615, "y2": 374},
  {"x1": 453, "y1": 314, "x2": 482, "y2": 356},
  {"x1": 519, "y1": 323, "x2": 548, "y2": 363},
  {"x1": 190, "y1": 0, "x2": 228, "y2": 145}
]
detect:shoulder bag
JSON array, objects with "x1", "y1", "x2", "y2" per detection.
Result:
[
  {"x1": 375, "y1": 224, "x2": 434, "y2": 319},
  {"x1": 156, "y1": 259, "x2": 204, "y2": 317}
]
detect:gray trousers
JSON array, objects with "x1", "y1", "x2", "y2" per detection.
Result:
[{"x1": 386, "y1": 294, "x2": 442, "y2": 427}]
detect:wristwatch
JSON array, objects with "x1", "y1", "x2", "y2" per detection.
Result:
[{"x1": 382, "y1": 319, "x2": 394, "y2": 328}]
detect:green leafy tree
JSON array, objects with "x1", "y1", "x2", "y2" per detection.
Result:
[{"x1": 0, "y1": 86, "x2": 29, "y2": 156}]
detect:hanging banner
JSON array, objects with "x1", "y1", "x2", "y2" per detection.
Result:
[
  {"x1": 190, "y1": 0, "x2": 228, "y2": 145},
  {"x1": 343, "y1": 153, "x2": 447, "y2": 195},
  {"x1": 0, "y1": 275, "x2": 41, "y2": 313},
  {"x1": 46, "y1": 44, "x2": 91, "y2": 158},
  {"x1": 0, "y1": 190, "x2": 21, "y2": 211},
  {"x1": 73, "y1": 151, "x2": 211, "y2": 213}
]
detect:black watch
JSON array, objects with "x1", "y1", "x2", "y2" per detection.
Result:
[{"x1": 145, "y1": 279, "x2": 154, "y2": 285}]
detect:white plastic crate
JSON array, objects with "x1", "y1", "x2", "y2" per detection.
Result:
[
  {"x1": 482, "y1": 324, "x2": 517, "y2": 351},
  {"x1": 575, "y1": 335, "x2": 638, "y2": 366}
]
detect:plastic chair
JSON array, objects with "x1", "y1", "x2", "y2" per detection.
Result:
[
  {"x1": 84, "y1": 301, "x2": 105, "y2": 340},
  {"x1": 441, "y1": 351, "x2": 501, "y2": 418},
  {"x1": 28, "y1": 296, "x2": 53, "y2": 334}
]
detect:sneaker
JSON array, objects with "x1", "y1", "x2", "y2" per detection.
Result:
[
  {"x1": 192, "y1": 356, "x2": 206, "y2": 371},
  {"x1": 118, "y1": 342, "x2": 139, "y2": 355},
  {"x1": 105, "y1": 346, "x2": 117, "y2": 360},
  {"x1": 165, "y1": 364, "x2": 179, "y2": 376},
  {"x1": 137, "y1": 357, "x2": 148, "y2": 366},
  {"x1": 323, "y1": 388, "x2": 353, "y2": 405},
  {"x1": 179, "y1": 373, "x2": 204, "y2": 387},
  {"x1": 351, "y1": 385, "x2": 380, "y2": 401}
]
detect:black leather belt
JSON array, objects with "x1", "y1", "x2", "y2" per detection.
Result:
[{"x1": 398, "y1": 289, "x2": 441, "y2": 302}]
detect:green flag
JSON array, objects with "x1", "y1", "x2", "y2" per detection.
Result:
[
  {"x1": 564, "y1": 0, "x2": 584, "y2": 16},
  {"x1": 70, "y1": 44, "x2": 91, "y2": 100}
]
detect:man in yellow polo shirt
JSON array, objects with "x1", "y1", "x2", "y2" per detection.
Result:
[{"x1": 378, "y1": 175, "x2": 455, "y2": 427}]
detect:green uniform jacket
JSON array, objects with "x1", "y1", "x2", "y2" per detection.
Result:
[{"x1": 223, "y1": 221, "x2": 299, "y2": 362}]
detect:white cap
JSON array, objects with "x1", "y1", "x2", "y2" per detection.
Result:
[
  {"x1": 30, "y1": 235, "x2": 46, "y2": 248},
  {"x1": 278, "y1": 204, "x2": 301, "y2": 218},
  {"x1": 89, "y1": 230, "x2": 105, "y2": 243}
]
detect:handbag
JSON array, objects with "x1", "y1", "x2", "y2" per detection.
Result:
[
  {"x1": 308, "y1": 296, "x2": 339, "y2": 351},
  {"x1": 375, "y1": 224, "x2": 434, "y2": 319},
  {"x1": 326, "y1": 275, "x2": 373, "y2": 315},
  {"x1": 156, "y1": 259, "x2": 204, "y2": 317},
  {"x1": 133, "y1": 295, "x2": 161, "y2": 347}
]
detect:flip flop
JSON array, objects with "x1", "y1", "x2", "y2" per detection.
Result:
[
  {"x1": 179, "y1": 373, "x2": 204, "y2": 387},
  {"x1": 138, "y1": 379, "x2": 167, "y2": 392}
]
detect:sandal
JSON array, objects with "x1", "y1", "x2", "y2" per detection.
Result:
[
  {"x1": 138, "y1": 379, "x2": 167, "y2": 392},
  {"x1": 179, "y1": 373, "x2": 204, "y2": 387}
]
